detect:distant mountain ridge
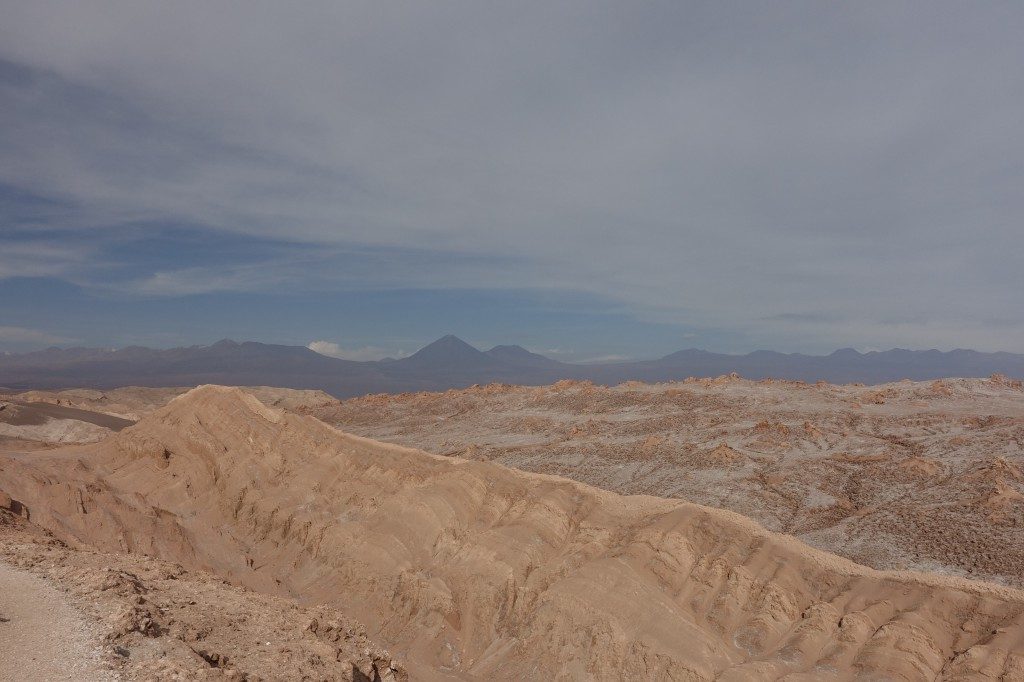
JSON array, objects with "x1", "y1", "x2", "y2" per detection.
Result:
[{"x1": 2, "y1": 336, "x2": 1022, "y2": 398}]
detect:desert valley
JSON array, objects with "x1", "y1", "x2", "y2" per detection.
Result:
[{"x1": 2, "y1": 372, "x2": 1024, "y2": 680}]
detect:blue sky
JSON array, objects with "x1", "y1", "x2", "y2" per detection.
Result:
[{"x1": 1, "y1": 3, "x2": 1023, "y2": 360}]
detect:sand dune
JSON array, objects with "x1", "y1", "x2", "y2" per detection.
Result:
[{"x1": 3, "y1": 385, "x2": 1024, "y2": 679}]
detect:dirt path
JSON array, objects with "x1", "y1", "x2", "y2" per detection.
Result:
[{"x1": 0, "y1": 562, "x2": 117, "y2": 681}]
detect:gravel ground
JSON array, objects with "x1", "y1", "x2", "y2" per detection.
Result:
[{"x1": 0, "y1": 561, "x2": 117, "y2": 681}]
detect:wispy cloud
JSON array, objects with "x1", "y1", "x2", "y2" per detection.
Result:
[
  {"x1": 128, "y1": 265, "x2": 291, "y2": 297},
  {"x1": 308, "y1": 341, "x2": 406, "y2": 362},
  {"x1": 0, "y1": 240, "x2": 96, "y2": 279},
  {"x1": 0, "y1": 325, "x2": 75, "y2": 347}
]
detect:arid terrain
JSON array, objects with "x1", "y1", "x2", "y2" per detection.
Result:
[
  {"x1": 315, "y1": 376, "x2": 1024, "y2": 589},
  {"x1": 1, "y1": 378, "x2": 1024, "y2": 679},
  {"x1": 0, "y1": 503, "x2": 401, "y2": 681}
]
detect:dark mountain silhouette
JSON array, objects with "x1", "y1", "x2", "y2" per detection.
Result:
[
  {"x1": 393, "y1": 335, "x2": 497, "y2": 370},
  {"x1": 484, "y1": 345, "x2": 563, "y2": 368},
  {"x1": 1, "y1": 336, "x2": 1022, "y2": 398}
]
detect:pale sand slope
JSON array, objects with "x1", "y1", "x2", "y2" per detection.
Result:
[
  {"x1": 6, "y1": 388, "x2": 186, "y2": 420},
  {"x1": 0, "y1": 400, "x2": 120, "y2": 444},
  {"x1": 2, "y1": 386, "x2": 1024, "y2": 679},
  {"x1": 318, "y1": 375, "x2": 1024, "y2": 587},
  {"x1": 6, "y1": 386, "x2": 335, "y2": 421},
  {"x1": 0, "y1": 417, "x2": 111, "y2": 444},
  {"x1": 0, "y1": 386, "x2": 332, "y2": 445},
  {"x1": 0, "y1": 561, "x2": 116, "y2": 681},
  {"x1": 0, "y1": 503, "x2": 403, "y2": 681}
]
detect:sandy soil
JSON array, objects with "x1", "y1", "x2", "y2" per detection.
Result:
[
  {"x1": 3, "y1": 385, "x2": 1024, "y2": 679},
  {"x1": 0, "y1": 401, "x2": 134, "y2": 430},
  {"x1": 0, "y1": 504, "x2": 403, "y2": 681},
  {"x1": 0, "y1": 401, "x2": 119, "y2": 444},
  {"x1": 317, "y1": 375, "x2": 1024, "y2": 587},
  {"x1": 0, "y1": 561, "x2": 116, "y2": 681}
]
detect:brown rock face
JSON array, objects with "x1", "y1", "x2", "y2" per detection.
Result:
[
  {"x1": 0, "y1": 490, "x2": 29, "y2": 519},
  {"x1": 4, "y1": 385, "x2": 1024, "y2": 679}
]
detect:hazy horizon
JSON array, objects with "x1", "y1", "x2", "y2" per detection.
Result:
[{"x1": 3, "y1": 332, "x2": 1022, "y2": 367}]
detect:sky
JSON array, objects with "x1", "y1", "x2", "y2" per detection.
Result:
[{"x1": 1, "y1": 2, "x2": 1022, "y2": 361}]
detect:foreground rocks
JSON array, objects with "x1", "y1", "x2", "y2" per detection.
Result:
[{"x1": 0, "y1": 504, "x2": 404, "y2": 681}]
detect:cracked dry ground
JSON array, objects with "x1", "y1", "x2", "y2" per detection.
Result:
[{"x1": 315, "y1": 375, "x2": 1024, "y2": 588}]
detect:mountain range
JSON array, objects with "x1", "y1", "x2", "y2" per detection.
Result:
[{"x1": 2, "y1": 334, "x2": 1022, "y2": 397}]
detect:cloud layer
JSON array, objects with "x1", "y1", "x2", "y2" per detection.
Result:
[{"x1": 1, "y1": 2, "x2": 1022, "y2": 352}]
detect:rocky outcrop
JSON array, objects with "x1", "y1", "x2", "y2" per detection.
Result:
[{"x1": 0, "y1": 490, "x2": 29, "y2": 520}]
